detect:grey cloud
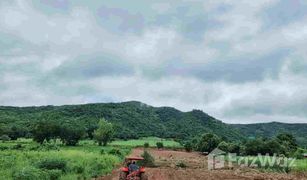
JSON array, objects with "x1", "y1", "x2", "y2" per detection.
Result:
[
  {"x1": 40, "y1": 0, "x2": 70, "y2": 10},
  {"x1": 261, "y1": 0, "x2": 307, "y2": 30},
  {"x1": 141, "y1": 49, "x2": 289, "y2": 83},
  {"x1": 52, "y1": 55, "x2": 135, "y2": 80},
  {"x1": 1, "y1": 0, "x2": 307, "y2": 124},
  {"x1": 97, "y1": 6, "x2": 144, "y2": 34}
]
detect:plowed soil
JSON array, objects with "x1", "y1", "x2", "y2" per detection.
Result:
[{"x1": 98, "y1": 148, "x2": 306, "y2": 180}]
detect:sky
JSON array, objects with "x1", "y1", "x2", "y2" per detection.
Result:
[{"x1": 0, "y1": 0, "x2": 307, "y2": 124}]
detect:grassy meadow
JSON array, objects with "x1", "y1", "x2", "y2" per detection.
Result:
[
  {"x1": 110, "y1": 137, "x2": 182, "y2": 148},
  {"x1": 0, "y1": 139, "x2": 129, "y2": 180},
  {"x1": 0, "y1": 137, "x2": 180, "y2": 180}
]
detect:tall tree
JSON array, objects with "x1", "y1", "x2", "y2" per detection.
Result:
[
  {"x1": 197, "y1": 133, "x2": 221, "y2": 152},
  {"x1": 93, "y1": 118, "x2": 114, "y2": 146},
  {"x1": 32, "y1": 120, "x2": 60, "y2": 144}
]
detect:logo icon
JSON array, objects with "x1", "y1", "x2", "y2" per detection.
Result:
[{"x1": 208, "y1": 148, "x2": 226, "y2": 170}]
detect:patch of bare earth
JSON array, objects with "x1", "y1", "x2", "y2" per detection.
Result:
[{"x1": 98, "y1": 148, "x2": 306, "y2": 180}]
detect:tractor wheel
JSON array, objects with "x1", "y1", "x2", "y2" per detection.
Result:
[
  {"x1": 119, "y1": 171, "x2": 127, "y2": 180},
  {"x1": 140, "y1": 173, "x2": 148, "y2": 180}
]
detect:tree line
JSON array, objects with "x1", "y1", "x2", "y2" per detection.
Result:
[
  {"x1": 183, "y1": 132, "x2": 304, "y2": 158},
  {"x1": 1, "y1": 118, "x2": 115, "y2": 146}
]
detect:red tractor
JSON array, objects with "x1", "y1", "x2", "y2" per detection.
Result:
[{"x1": 119, "y1": 157, "x2": 148, "y2": 180}]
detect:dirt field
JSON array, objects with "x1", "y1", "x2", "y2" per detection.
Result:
[{"x1": 98, "y1": 148, "x2": 306, "y2": 180}]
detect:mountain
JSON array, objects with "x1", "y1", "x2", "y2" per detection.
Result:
[
  {"x1": 231, "y1": 122, "x2": 307, "y2": 147},
  {"x1": 1, "y1": 101, "x2": 307, "y2": 146},
  {"x1": 0, "y1": 101, "x2": 244, "y2": 141}
]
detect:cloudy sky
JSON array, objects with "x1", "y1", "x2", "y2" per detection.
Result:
[{"x1": 0, "y1": 0, "x2": 307, "y2": 124}]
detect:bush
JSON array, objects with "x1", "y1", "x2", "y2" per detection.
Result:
[
  {"x1": 108, "y1": 148, "x2": 122, "y2": 156},
  {"x1": 139, "y1": 150, "x2": 155, "y2": 167},
  {"x1": 12, "y1": 167, "x2": 44, "y2": 180},
  {"x1": 156, "y1": 142, "x2": 164, "y2": 149},
  {"x1": 0, "y1": 145, "x2": 9, "y2": 151},
  {"x1": 100, "y1": 149, "x2": 105, "y2": 155},
  {"x1": 37, "y1": 158, "x2": 67, "y2": 172},
  {"x1": 183, "y1": 142, "x2": 192, "y2": 152},
  {"x1": 11, "y1": 143, "x2": 23, "y2": 150},
  {"x1": 0, "y1": 134, "x2": 11, "y2": 142},
  {"x1": 293, "y1": 148, "x2": 305, "y2": 159},
  {"x1": 41, "y1": 141, "x2": 59, "y2": 151},
  {"x1": 176, "y1": 161, "x2": 187, "y2": 168},
  {"x1": 72, "y1": 164, "x2": 85, "y2": 174},
  {"x1": 46, "y1": 169, "x2": 62, "y2": 180},
  {"x1": 144, "y1": 142, "x2": 149, "y2": 148}
]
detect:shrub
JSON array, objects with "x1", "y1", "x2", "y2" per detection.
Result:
[
  {"x1": 176, "y1": 161, "x2": 187, "y2": 168},
  {"x1": 139, "y1": 150, "x2": 155, "y2": 167},
  {"x1": 184, "y1": 142, "x2": 192, "y2": 152},
  {"x1": 156, "y1": 142, "x2": 164, "y2": 149},
  {"x1": 0, "y1": 145, "x2": 9, "y2": 151},
  {"x1": 12, "y1": 166, "x2": 44, "y2": 180},
  {"x1": 0, "y1": 134, "x2": 11, "y2": 142},
  {"x1": 11, "y1": 143, "x2": 23, "y2": 150},
  {"x1": 72, "y1": 164, "x2": 85, "y2": 174},
  {"x1": 37, "y1": 158, "x2": 67, "y2": 172},
  {"x1": 100, "y1": 149, "x2": 105, "y2": 155},
  {"x1": 293, "y1": 148, "x2": 305, "y2": 159},
  {"x1": 108, "y1": 148, "x2": 122, "y2": 156},
  {"x1": 144, "y1": 142, "x2": 149, "y2": 148},
  {"x1": 46, "y1": 169, "x2": 62, "y2": 180},
  {"x1": 41, "y1": 141, "x2": 59, "y2": 151}
]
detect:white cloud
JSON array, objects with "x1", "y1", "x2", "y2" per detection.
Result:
[{"x1": 0, "y1": 0, "x2": 307, "y2": 124}]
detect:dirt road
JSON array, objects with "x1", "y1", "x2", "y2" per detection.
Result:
[{"x1": 98, "y1": 148, "x2": 306, "y2": 180}]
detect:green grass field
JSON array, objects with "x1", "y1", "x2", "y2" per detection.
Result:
[
  {"x1": 0, "y1": 137, "x2": 180, "y2": 180},
  {"x1": 0, "y1": 139, "x2": 130, "y2": 180},
  {"x1": 110, "y1": 137, "x2": 182, "y2": 148}
]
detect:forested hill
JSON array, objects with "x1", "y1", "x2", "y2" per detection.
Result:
[
  {"x1": 1, "y1": 101, "x2": 307, "y2": 146},
  {"x1": 231, "y1": 122, "x2": 307, "y2": 147},
  {"x1": 0, "y1": 101, "x2": 243, "y2": 141}
]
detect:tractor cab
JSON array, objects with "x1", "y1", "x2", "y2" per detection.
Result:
[{"x1": 119, "y1": 157, "x2": 147, "y2": 180}]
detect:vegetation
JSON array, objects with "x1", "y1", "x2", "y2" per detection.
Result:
[
  {"x1": 110, "y1": 137, "x2": 181, "y2": 148},
  {"x1": 144, "y1": 142, "x2": 149, "y2": 148},
  {"x1": 2, "y1": 101, "x2": 307, "y2": 148},
  {"x1": 232, "y1": 122, "x2": 307, "y2": 147},
  {"x1": 0, "y1": 139, "x2": 129, "y2": 180},
  {"x1": 196, "y1": 133, "x2": 221, "y2": 152},
  {"x1": 93, "y1": 118, "x2": 114, "y2": 146},
  {"x1": 156, "y1": 142, "x2": 164, "y2": 149},
  {"x1": 185, "y1": 132, "x2": 301, "y2": 158},
  {"x1": 0, "y1": 101, "x2": 244, "y2": 143},
  {"x1": 1, "y1": 101, "x2": 307, "y2": 177},
  {"x1": 139, "y1": 150, "x2": 155, "y2": 167},
  {"x1": 176, "y1": 161, "x2": 187, "y2": 168}
]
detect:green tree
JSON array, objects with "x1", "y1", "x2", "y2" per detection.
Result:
[
  {"x1": 276, "y1": 133, "x2": 298, "y2": 152},
  {"x1": 184, "y1": 142, "x2": 193, "y2": 152},
  {"x1": 59, "y1": 122, "x2": 85, "y2": 146},
  {"x1": 93, "y1": 118, "x2": 114, "y2": 146},
  {"x1": 244, "y1": 138, "x2": 265, "y2": 155},
  {"x1": 6, "y1": 125, "x2": 27, "y2": 140},
  {"x1": 217, "y1": 141, "x2": 229, "y2": 152},
  {"x1": 197, "y1": 133, "x2": 221, "y2": 152},
  {"x1": 32, "y1": 120, "x2": 60, "y2": 144},
  {"x1": 156, "y1": 142, "x2": 164, "y2": 149}
]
